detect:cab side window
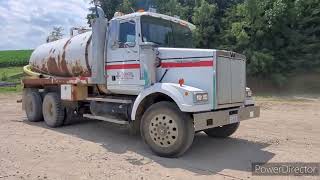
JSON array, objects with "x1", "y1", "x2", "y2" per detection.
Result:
[{"x1": 119, "y1": 20, "x2": 136, "y2": 48}]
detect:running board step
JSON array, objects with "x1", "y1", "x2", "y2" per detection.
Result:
[
  {"x1": 86, "y1": 97, "x2": 132, "y2": 104},
  {"x1": 83, "y1": 114, "x2": 129, "y2": 125}
]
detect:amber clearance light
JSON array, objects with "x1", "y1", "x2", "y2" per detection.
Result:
[{"x1": 179, "y1": 78, "x2": 185, "y2": 87}]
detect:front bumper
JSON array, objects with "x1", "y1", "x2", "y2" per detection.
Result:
[{"x1": 193, "y1": 106, "x2": 260, "y2": 131}]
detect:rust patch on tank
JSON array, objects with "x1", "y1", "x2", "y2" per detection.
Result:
[
  {"x1": 70, "y1": 60, "x2": 91, "y2": 77},
  {"x1": 71, "y1": 60, "x2": 83, "y2": 76},
  {"x1": 47, "y1": 56, "x2": 61, "y2": 75},
  {"x1": 59, "y1": 56, "x2": 71, "y2": 76},
  {"x1": 58, "y1": 38, "x2": 73, "y2": 77},
  {"x1": 44, "y1": 56, "x2": 67, "y2": 76}
]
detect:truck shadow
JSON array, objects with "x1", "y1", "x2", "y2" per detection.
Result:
[{"x1": 24, "y1": 119, "x2": 275, "y2": 176}]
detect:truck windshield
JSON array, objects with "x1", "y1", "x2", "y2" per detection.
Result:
[{"x1": 141, "y1": 16, "x2": 194, "y2": 48}]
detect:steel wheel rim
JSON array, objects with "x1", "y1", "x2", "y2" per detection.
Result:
[
  {"x1": 148, "y1": 114, "x2": 179, "y2": 147},
  {"x1": 44, "y1": 100, "x2": 54, "y2": 120}
]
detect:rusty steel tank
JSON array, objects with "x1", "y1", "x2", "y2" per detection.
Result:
[{"x1": 29, "y1": 31, "x2": 93, "y2": 77}]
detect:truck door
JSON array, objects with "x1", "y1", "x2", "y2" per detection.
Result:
[{"x1": 106, "y1": 19, "x2": 144, "y2": 95}]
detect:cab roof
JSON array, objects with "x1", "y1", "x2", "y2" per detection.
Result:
[{"x1": 111, "y1": 11, "x2": 196, "y2": 30}]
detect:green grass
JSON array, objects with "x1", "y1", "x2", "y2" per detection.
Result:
[
  {"x1": 0, "y1": 50, "x2": 33, "y2": 67},
  {"x1": 0, "y1": 49, "x2": 32, "y2": 93},
  {"x1": 0, "y1": 66, "x2": 24, "y2": 93},
  {"x1": 0, "y1": 85, "x2": 22, "y2": 93},
  {"x1": 0, "y1": 66, "x2": 23, "y2": 82}
]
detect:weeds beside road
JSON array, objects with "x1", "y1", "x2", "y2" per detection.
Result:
[{"x1": 0, "y1": 66, "x2": 23, "y2": 93}]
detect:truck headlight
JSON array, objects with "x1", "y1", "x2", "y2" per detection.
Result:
[
  {"x1": 194, "y1": 92, "x2": 208, "y2": 103},
  {"x1": 246, "y1": 87, "x2": 252, "y2": 97}
]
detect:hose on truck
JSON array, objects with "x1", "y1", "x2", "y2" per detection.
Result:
[{"x1": 23, "y1": 65, "x2": 50, "y2": 78}]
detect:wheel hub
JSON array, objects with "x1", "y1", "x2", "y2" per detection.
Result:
[
  {"x1": 149, "y1": 114, "x2": 179, "y2": 147},
  {"x1": 157, "y1": 125, "x2": 167, "y2": 136}
]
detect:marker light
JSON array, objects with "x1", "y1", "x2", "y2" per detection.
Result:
[{"x1": 178, "y1": 78, "x2": 185, "y2": 87}]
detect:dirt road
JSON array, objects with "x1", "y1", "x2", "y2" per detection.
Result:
[{"x1": 0, "y1": 94, "x2": 319, "y2": 180}]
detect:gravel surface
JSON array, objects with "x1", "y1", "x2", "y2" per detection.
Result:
[{"x1": 0, "y1": 94, "x2": 319, "y2": 180}]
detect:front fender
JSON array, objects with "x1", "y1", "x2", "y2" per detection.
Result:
[{"x1": 131, "y1": 83, "x2": 212, "y2": 120}]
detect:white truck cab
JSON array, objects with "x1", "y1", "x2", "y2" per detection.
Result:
[{"x1": 22, "y1": 7, "x2": 260, "y2": 157}]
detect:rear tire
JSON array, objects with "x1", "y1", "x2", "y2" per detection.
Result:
[
  {"x1": 42, "y1": 93, "x2": 65, "y2": 128},
  {"x1": 140, "y1": 102, "x2": 194, "y2": 157},
  {"x1": 204, "y1": 122, "x2": 240, "y2": 138},
  {"x1": 24, "y1": 90, "x2": 43, "y2": 122}
]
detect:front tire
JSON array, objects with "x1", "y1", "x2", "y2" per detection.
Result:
[
  {"x1": 42, "y1": 93, "x2": 65, "y2": 128},
  {"x1": 204, "y1": 122, "x2": 240, "y2": 138},
  {"x1": 140, "y1": 102, "x2": 194, "y2": 157}
]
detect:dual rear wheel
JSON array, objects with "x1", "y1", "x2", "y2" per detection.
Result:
[
  {"x1": 42, "y1": 93, "x2": 65, "y2": 127},
  {"x1": 24, "y1": 90, "x2": 65, "y2": 128},
  {"x1": 24, "y1": 90, "x2": 43, "y2": 122}
]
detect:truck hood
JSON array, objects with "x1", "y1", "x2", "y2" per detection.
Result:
[
  {"x1": 155, "y1": 47, "x2": 246, "y2": 110},
  {"x1": 156, "y1": 47, "x2": 215, "y2": 60},
  {"x1": 155, "y1": 47, "x2": 216, "y2": 109}
]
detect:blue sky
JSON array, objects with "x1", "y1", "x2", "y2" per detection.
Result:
[{"x1": 0, "y1": 0, "x2": 91, "y2": 50}]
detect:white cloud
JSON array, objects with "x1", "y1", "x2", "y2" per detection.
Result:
[{"x1": 0, "y1": 0, "x2": 91, "y2": 50}]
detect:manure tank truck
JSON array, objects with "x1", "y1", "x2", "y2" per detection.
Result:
[{"x1": 22, "y1": 7, "x2": 260, "y2": 157}]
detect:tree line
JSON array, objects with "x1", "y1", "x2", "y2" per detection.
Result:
[{"x1": 93, "y1": 0, "x2": 320, "y2": 86}]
